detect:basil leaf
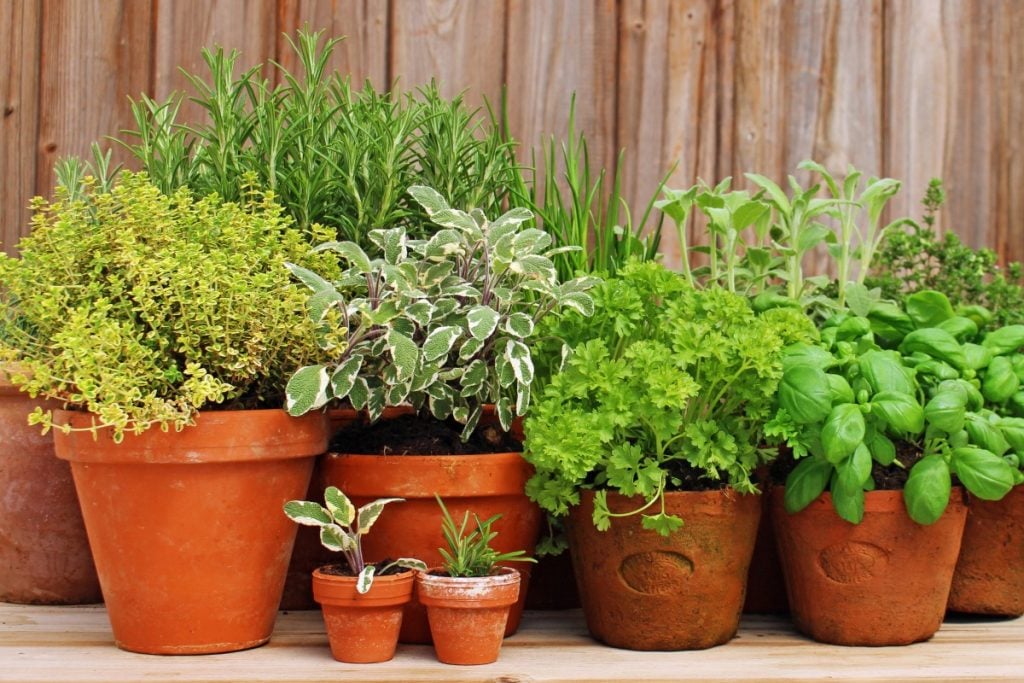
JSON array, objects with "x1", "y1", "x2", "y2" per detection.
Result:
[
  {"x1": 899, "y1": 328, "x2": 966, "y2": 371},
  {"x1": 924, "y1": 390, "x2": 968, "y2": 434},
  {"x1": 937, "y1": 316, "x2": 979, "y2": 343},
  {"x1": 965, "y1": 414, "x2": 1010, "y2": 456},
  {"x1": 870, "y1": 391, "x2": 925, "y2": 435},
  {"x1": 982, "y1": 325, "x2": 1024, "y2": 355},
  {"x1": 779, "y1": 365, "x2": 832, "y2": 424},
  {"x1": 904, "y1": 454, "x2": 951, "y2": 525},
  {"x1": 859, "y1": 350, "x2": 915, "y2": 395},
  {"x1": 784, "y1": 457, "x2": 832, "y2": 513},
  {"x1": 982, "y1": 356, "x2": 1019, "y2": 404},
  {"x1": 906, "y1": 290, "x2": 955, "y2": 328},
  {"x1": 952, "y1": 447, "x2": 1015, "y2": 501},
  {"x1": 822, "y1": 404, "x2": 867, "y2": 464}
]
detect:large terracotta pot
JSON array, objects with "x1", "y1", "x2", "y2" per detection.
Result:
[
  {"x1": 54, "y1": 408, "x2": 326, "y2": 654},
  {"x1": 772, "y1": 487, "x2": 968, "y2": 646},
  {"x1": 321, "y1": 449, "x2": 541, "y2": 644},
  {"x1": 312, "y1": 567, "x2": 414, "y2": 663},
  {"x1": 948, "y1": 486, "x2": 1024, "y2": 616},
  {"x1": 567, "y1": 489, "x2": 761, "y2": 651},
  {"x1": 417, "y1": 567, "x2": 521, "y2": 665},
  {"x1": 0, "y1": 372, "x2": 100, "y2": 604}
]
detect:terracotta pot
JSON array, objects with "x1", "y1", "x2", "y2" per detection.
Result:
[
  {"x1": 280, "y1": 407, "x2": 362, "y2": 611},
  {"x1": 0, "y1": 372, "x2": 101, "y2": 604},
  {"x1": 54, "y1": 408, "x2": 326, "y2": 655},
  {"x1": 948, "y1": 486, "x2": 1024, "y2": 616},
  {"x1": 567, "y1": 489, "x2": 761, "y2": 651},
  {"x1": 772, "y1": 487, "x2": 967, "y2": 646},
  {"x1": 321, "y1": 450, "x2": 541, "y2": 643},
  {"x1": 417, "y1": 567, "x2": 520, "y2": 665},
  {"x1": 312, "y1": 567, "x2": 414, "y2": 663},
  {"x1": 743, "y1": 480, "x2": 789, "y2": 614}
]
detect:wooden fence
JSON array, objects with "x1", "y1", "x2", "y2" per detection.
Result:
[{"x1": 2, "y1": 0, "x2": 1023, "y2": 266}]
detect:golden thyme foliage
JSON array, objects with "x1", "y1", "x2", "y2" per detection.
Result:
[{"x1": 0, "y1": 172, "x2": 339, "y2": 438}]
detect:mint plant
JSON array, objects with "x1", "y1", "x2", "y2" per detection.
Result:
[
  {"x1": 284, "y1": 185, "x2": 598, "y2": 439},
  {"x1": 523, "y1": 262, "x2": 816, "y2": 536},
  {"x1": 284, "y1": 487, "x2": 426, "y2": 593},
  {"x1": 435, "y1": 495, "x2": 534, "y2": 578}
]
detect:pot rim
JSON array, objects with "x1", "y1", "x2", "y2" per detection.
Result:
[
  {"x1": 312, "y1": 566, "x2": 416, "y2": 607},
  {"x1": 771, "y1": 485, "x2": 968, "y2": 514},
  {"x1": 416, "y1": 566, "x2": 520, "y2": 607}
]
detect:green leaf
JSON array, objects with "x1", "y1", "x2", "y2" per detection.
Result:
[
  {"x1": 845, "y1": 283, "x2": 874, "y2": 318},
  {"x1": 822, "y1": 404, "x2": 867, "y2": 464},
  {"x1": 899, "y1": 328, "x2": 966, "y2": 371},
  {"x1": 357, "y1": 497, "x2": 403, "y2": 535},
  {"x1": 320, "y1": 524, "x2": 355, "y2": 553},
  {"x1": 952, "y1": 447, "x2": 1015, "y2": 501},
  {"x1": 999, "y1": 416, "x2": 1024, "y2": 452},
  {"x1": 904, "y1": 455, "x2": 952, "y2": 525},
  {"x1": 283, "y1": 500, "x2": 332, "y2": 526},
  {"x1": 285, "y1": 365, "x2": 329, "y2": 416},
  {"x1": 505, "y1": 312, "x2": 535, "y2": 339},
  {"x1": 356, "y1": 565, "x2": 376, "y2": 594},
  {"x1": 285, "y1": 262, "x2": 338, "y2": 295},
  {"x1": 870, "y1": 391, "x2": 924, "y2": 435},
  {"x1": 312, "y1": 241, "x2": 372, "y2": 273},
  {"x1": 641, "y1": 512, "x2": 685, "y2": 536},
  {"x1": 905, "y1": 290, "x2": 955, "y2": 328},
  {"x1": 924, "y1": 390, "x2": 968, "y2": 434},
  {"x1": 408, "y1": 185, "x2": 450, "y2": 216},
  {"x1": 778, "y1": 365, "x2": 833, "y2": 424},
  {"x1": 982, "y1": 325, "x2": 1024, "y2": 355},
  {"x1": 963, "y1": 343, "x2": 994, "y2": 371},
  {"x1": 386, "y1": 330, "x2": 419, "y2": 381},
  {"x1": 965, "y1": 415, "x2": 1010, "y2": 456},
  {"x1": 323, "y1": 486, "x2": 355, "y2": 526},
  {"x1": 330, "y1": 355, "x2": 363, "y2": 402},
  {"x1": 937, "y1": 316, "x2": 979, "y2": 343},
  {"x1": 422, "y1": 325, "x2": 461, "y2": 362},
  {"x1": 784, "y1": 457, "x2": 833, "y2": 513},
  {"x1": 866, "y1": 431, "x2": 896, "y2": 465},
  {"x1": 982, "y1": 356, "x2": 1020, "y2": 403},
  {"x1": 466, "y1": 305, "x2": 500, "y2": 340},
  {"x1": 782, "y1": 343, "x2": 836, "y2": 371},
  {"x1": 827, "y1": 374, "x2": 855, "y2": 404},
  {"x1": 859, "y1": 351, "x2": 914, "y2": 395},
  {"x1": 506, "y1": 340, "x2": 534, "y2": 385}
]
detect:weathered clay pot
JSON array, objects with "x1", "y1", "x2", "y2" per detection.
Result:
[
  {"x1": 567, "y1": 489, "x2": 761, "y2": 651},
  {"x1": 417, "y1": 567, "x2": 520, "y2": 665},
  {"x1": 313, "y1": 567, "x2": 414, "y2": 663},
  {"x1": 948, "y1": 486, "x2": 1024, "y2": 616},
  {"x1": 55, "y1": 409, "x2": 326, "y2": 654},
  {"x1": 0, "y1": 371, "x2": 101, "y2": 604},
  {"x1": 321, "y1": 450, "x2": 541, "y2": 644},
  {"x1": 772, "y1": 487, "x2": 968, "y2": 646}
]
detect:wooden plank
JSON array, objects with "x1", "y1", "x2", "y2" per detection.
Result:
[
  {"x1": 390, "y1": 0, "x2": 506, "y2": 110},
  {"x1": 3, "y1": 604, "x2": 1024, "y2": 682},
  {"x1": 0, "y1": 0, "x2": 41, "y2": 253},
  {"x1": 993, "y1": 1, "x2": 1024, "y2": 265},
  {"x1": 34, "y1": 0, "x2": 152, "y2": 200},
  {"x1": 152, "y1": 0, "x2": 276, "y2": 125},
  {"x1": 275, "y1": 0, "x2": 388, "y2": 89},
  {"x1": 504, "y1": 0, "x2": 619, "y2": 198},
  {"x1": 616, "y1": 0, "x2": 721, "y2": 269}
]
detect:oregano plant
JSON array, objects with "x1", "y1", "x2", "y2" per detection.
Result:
[
  {"x1": 284, "y1": 185, "x2": 598, "y2": 439},
  {"x1": 283, "y1": 487, "x2": 426, "y2": 593}
]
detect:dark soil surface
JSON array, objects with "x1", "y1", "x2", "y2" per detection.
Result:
[
  {"x1": 333, "y1": 413, "x2": 521, "y2": 455},
  {"x1": 663, "y1": 460, "x2": 729, "y2": 492},
  {"x1": 319, "y1": 560, "x2": 408, "y2": 577},
  {"x1": 769, "y1": 441, "x2": 932, "y2": 491}
]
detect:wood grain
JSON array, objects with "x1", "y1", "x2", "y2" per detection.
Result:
[
  {"x1": 152, "y1": 0, "x2": 276, "y2": 124},
  {"x1": 0, "y1": 0, "x2": 41, "y2": 252},
  {"x1": 276, "y1": 0, "x2": 388, "y2": 89},
  {"x1": 504, "y1": 0, "x2": 618, "y2": 190},
  {"x1": 3, "y1": 604, "x2": 1024, "y2": 682},
  {"x1": 390, "y1": 0, "x2": 506, "y2": 110},
  {"x1": 34, "y1": 0, "x2": 152, "y2": 199}
]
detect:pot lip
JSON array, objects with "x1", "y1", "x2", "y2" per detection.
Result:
[
  {"x1": 416, "y1": 565, "x2": 520, "y2": 586},
  {"x1": 53, "y1": 408, "x2": 328, "y2": 464},
  {"x1": 312, "y1": 566, "x2": 418, "y2": 582},
  {"x1": 326, "y1": 450, "x2": 526, "y2": 462}
]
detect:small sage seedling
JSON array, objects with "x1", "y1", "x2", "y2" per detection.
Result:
[
  {"x1": 436, "y1": 495, "x2": 535, "y2": 578},
  {"x1": 284, "y1": 486, "x2": 426, "y2": 593}
]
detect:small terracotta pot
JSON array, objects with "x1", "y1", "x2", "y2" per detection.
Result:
[
  {"x1": 567, "y1": 489, "x2": 761, "y2": 651},
  {"x1": 772, "y1": 487, "x2": 968, "y2": 646},
  {"x1": 417, "y1": 567, "x2": 520, "y2": 665},
  {"x1": 948, "y1": 486, "x2": 1024, "y2": 616},
  {"x1": 0, "y1": 371, "x2": 100, "y2": 604},
  {"x1": 321, "y1": 449, "x2": 541, "y2": 643},
  {"x1": 312, "y1": 567, "x2": 415, "y2": 663},
  {"x1": 54, "y1": 409, "x2": 326, "y2": 654}
]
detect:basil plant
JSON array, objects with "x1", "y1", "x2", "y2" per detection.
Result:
[
  {"x1": 284, "y1": 185, "x2": 597, "y2": 439},
  {"x1": 769, "y1": 289, "x2": 1019, "y2": 526}
]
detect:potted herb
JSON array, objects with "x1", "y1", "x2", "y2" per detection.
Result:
[
  {"x1": 283, "y1": 487, "x2": 426, "y2": 663},
  {"x1": 767, "y1": 292, "x2": 1016, "y2": 645},
  {"x1": 0, "y1": 172, "x2": 332, "y2": 654},
  {"x1": 416, "y1": 495, "x2": 533, "y2": 665},
  {"x1": 523, "y1": 261, "x2": 815, "y2": 650},
  {"x1": 283, "y1": 185, "x2": 596, "y2": 641}
]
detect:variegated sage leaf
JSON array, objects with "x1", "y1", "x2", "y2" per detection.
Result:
[
  {"x1": 312, "y1": 241, "x2": 372, "y2": 273},
  {"x1": 348, "y1": 377, "x2": 369, "y2": 410},
  {"x1": 423, "y1": 326, "x2": 462, "y2": 362},
  {"x1": 286, "y1": 262, "x2": 338, "y2": 295},
  {"x1": 506, "y1": 340, "x2": 535, "y2": 385},
  {"x1": 512, "y1": 228, "x2": 553, "y2": 255},
  {"x1": 320, "y1": 524, "x2": 355, "y2": 553},
  {"x1": 452, "y1": 403, "x2": 469, "y2": 424},
  {"x1": 285, "y1": 364, "x2": 329, "y2": 416},
  {"x1": 405, "y1": 301, "x2": 433, "y2": 327},
  {"x1": 356, "y1": 565, "x2": 376, "y2": 594},
  {"x1": 489, "y1": 207, "x2": 533, "y2": 240},
  {"x1": 330, "y1": 355, "x2": 363, "y2": 401},
  {"x1": 462, "y1": 359, "x2": 488, "y2": 389},
  {"x1": 459, "y1": 337, "x2": 485, "y2": 361},
  {"x1": 408, "y1": 185, "x2": 451, "y2": 216},
  {"x1": 496, "y1": 396, "x2": 513, "y2": 432},
  {"x1": 509, "y1": 254, "x2": 557, "y2": 282},
  {"x1": 386, "y1": 329, "x2": 419, "y2": 380},
  {"x1": 366, "y1": 384, "x2": 386, "y2": 422},
  {"x1": 307, "y1": 288, "x2": 344, "y2": 323},
  {"x1": 505, "y1": 312, "x2": 535, "y2": 339},
  {"x1": 496, "y1": 353, "x2": 516, "y2": 388},
  {"x1": 357, "y1": 497, "x2": 403, "y2": 534},
  {"x1": 323, "y1": 486, "x2": 355, "y2": 526},
  {"x1": 425, "y1": 230, "x2": 466, "y2": 260},
  {"x1": 516, "y1": 381, "x2": 531, "y2": 415},
  {"x1": 560, "y1": 291, "x2": 596, "y2": 317},
  {"x1": 282, "y1": 500, "x2": 331, "y2": 526},
  {"x1": 467, "y1": 306, "x2": 500, "y2": 340},
  {"x1": 386, "y1": 380, "x2": 411, "y2": 406}
]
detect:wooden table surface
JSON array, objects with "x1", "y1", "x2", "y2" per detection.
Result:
[{"x1": 2, "y1": 604, "x2": 1022, "y2": 682}]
